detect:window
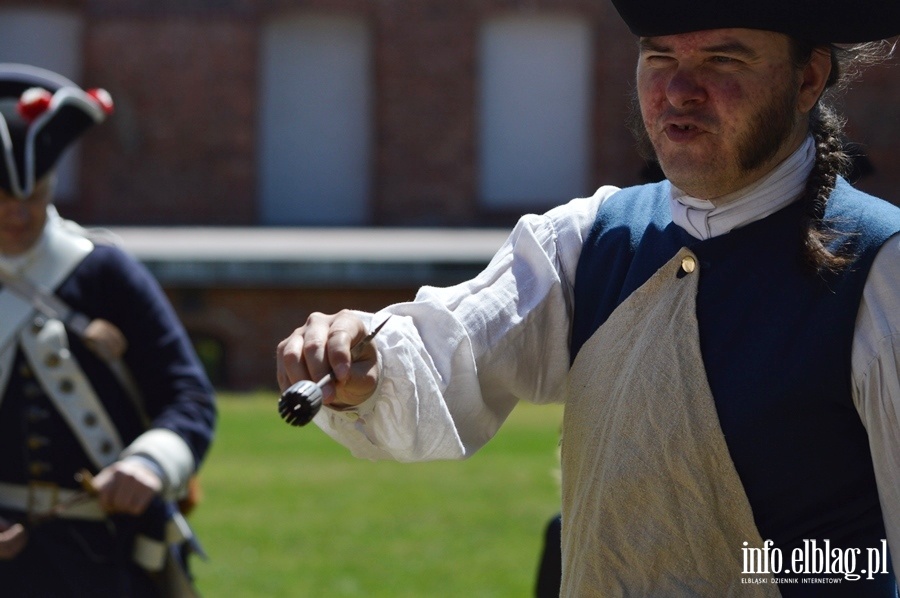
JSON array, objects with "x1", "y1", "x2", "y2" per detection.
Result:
[
  {"x1": 478, "y1": 15, "x2": 593, "y2": 209},
  {"x1": 259, "y1": 14, "x2": 373, "y2": 225},
  {"x1": 0, "y1": 9, "x2": 84, "y2": 201}
]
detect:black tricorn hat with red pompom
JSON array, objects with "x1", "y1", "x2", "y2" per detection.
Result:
[
  {"x1": 0, "y1": 63, "x2": 113, "y2": 199},
  {"x1": 610, "y1": 0, "x2": 900, "y2": 44}
]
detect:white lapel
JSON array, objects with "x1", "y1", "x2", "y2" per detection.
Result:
[{"x1": 0, "y1": 219, "x2": 93, "y2": 353}]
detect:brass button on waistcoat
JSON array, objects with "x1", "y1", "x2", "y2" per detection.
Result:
[
  {"x1": 681, "y1": 256, "x2": 697, "y2": 274},
  {"x1": 59, "y1": 379, "x2": 75, "y2": 393},
  {"x1": 83, "y1": 412, "x2": 98, "y2": 427},
  {"x1": 44, "y1": 353, "x2": 61, "y2": 368}
]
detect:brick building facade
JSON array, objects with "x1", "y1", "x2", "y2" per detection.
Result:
[{"x1": 1, "y1": 1, "x2": 898, "y2": 388}]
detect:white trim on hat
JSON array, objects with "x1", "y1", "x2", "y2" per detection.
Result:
[
  {"x1": 0, "y1": 63, "x2": 79, "y2": 94},
  {"x1": 18, "y1": 87, "x2": 109, "y2": 199},
  {"x1": 0, "y1": 111, "x2": 23, "y2": 198}
]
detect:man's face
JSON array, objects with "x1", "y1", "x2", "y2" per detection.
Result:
[
  {"x1": 0, "y1": 179, "x2": 52, "y2": 255},
  {"x1": 635, "y1": 28, "x2": 809, "y2": 200}
]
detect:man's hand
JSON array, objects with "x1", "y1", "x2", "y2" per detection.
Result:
[
  {"x1": 276, "y1": 310, "x2": 380, "y2": 408},
  {"x1": 92, "y1": 459, "x2": 163, "y2": 516},
  {"x1": 0, "y1": 517, "x2": 27, "y2": 559}
]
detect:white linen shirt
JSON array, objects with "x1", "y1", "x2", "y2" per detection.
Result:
[{"x1": 314, "y1": 141, "x2": 900, "y2": 551}]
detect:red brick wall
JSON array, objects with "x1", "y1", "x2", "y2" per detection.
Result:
[
  {"x1": 81, "y1": 15, "x2": 258, "y2": 224},
  {"x1": 374, "y1": 2, "x2": 479, "y2": 225}
]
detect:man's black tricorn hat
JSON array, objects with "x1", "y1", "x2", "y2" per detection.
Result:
[
  {"x1": 0, "y1": 63, "x2": 113, "y2": 200},
  {"x1": 610, "y1": 0, "x2": 900, "y2": 44}
]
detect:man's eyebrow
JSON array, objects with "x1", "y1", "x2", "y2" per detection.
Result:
[
  {"x1": 701, "y1": 42, "x2": 759, "y2": 58},
  {"x1": 638, "y1": 38, "x2": 760, "y2": 59}
]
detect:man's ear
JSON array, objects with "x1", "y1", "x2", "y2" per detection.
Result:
[{"x1": 797, "y1": 48, "x2": 833, "y2": 113}]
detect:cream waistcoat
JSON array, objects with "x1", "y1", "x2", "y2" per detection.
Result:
[{"x1": 561, "y1": 249, "x2": 780, "y2": 597}]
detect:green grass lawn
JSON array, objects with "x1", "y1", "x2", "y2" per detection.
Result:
[{"x1": 190, "y1": 392, "x2": 564, "y2": 597}]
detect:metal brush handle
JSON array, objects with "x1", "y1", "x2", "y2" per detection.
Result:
[{"x1": 278, "y1": 317, "x2": 390, "y2": 427}]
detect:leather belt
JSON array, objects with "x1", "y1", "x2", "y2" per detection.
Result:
[{"x1": 0, "y1": 481, "x2": 105, "y2": 521}]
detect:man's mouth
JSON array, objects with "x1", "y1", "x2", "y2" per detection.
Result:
[{"x1": 663, "y1": 122, "x2": 706, "y2": 143}]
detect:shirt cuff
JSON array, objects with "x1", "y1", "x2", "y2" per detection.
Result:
[{"x1": 120, "y1": 428, "x2": 196, "y2": 500}]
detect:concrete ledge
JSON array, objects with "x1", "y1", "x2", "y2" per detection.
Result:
[{"x1": 107, "y1": 227, "x2": 509, "y2": 288}]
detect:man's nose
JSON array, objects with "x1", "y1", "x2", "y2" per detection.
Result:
[{"x1": 666, "y1": 68, "x2": 707, "y2": 108}]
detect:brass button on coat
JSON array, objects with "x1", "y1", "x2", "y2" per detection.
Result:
[
  {"x1": 23, "y1": 382, "x2": 43, "y2": 399},
  {"x1": 29, "y1": 461, "x2": 52, "y2": 477},
  {"x1": 26, "y1": 435, "x2": 49, "y2": 450},
  {"x1": 681, "y1": 256, "x2": 697, "y2": 274}
]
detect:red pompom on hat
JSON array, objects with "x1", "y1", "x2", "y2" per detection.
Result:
[
  {"x1": 87, "y1": 88, "x2": 114, "y2": 115},
  {"x1": 16, "y1": 87, "x2": 52, "y2": 123}
]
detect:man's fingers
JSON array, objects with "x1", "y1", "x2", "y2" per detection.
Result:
[
  {"x1": 278, "y1": 311, "x2": 370, "y2": 390},
  {"x1": 93, "y1": 461, "x2": 162, "y2": 515},
  {"x1": 0, "y1": 523, "x2": 28, "y2": 560},
  {"x1": 328, "y1": 352, "x2": 380, "y2": 406},
  {"x1": 98, "y1": 481, "x2": 141, "y2": 515},
  {"x1": 301, "y1": 313, "x2": 335, "y2": 383},
  {"x1": 277, "y1": 311, "x2": 380, "y2": 406},
  {"x1": 277, "y1": 330, "x2": 312, "y2": 391},
  {"x1": 326, "y1": 314, "x2": 367, "y2": 382}
]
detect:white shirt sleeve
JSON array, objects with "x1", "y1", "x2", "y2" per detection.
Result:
[
  {"x1": 313, "y1": 187, "x2": 619, "y2": 462},
  {"x1": 851, "y1": 231, "x2": 900, "y2": 575}
]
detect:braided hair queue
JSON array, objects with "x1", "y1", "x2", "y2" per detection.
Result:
[{"x1": 790, "y1": 40, "x2": 895, "y2": 272}]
